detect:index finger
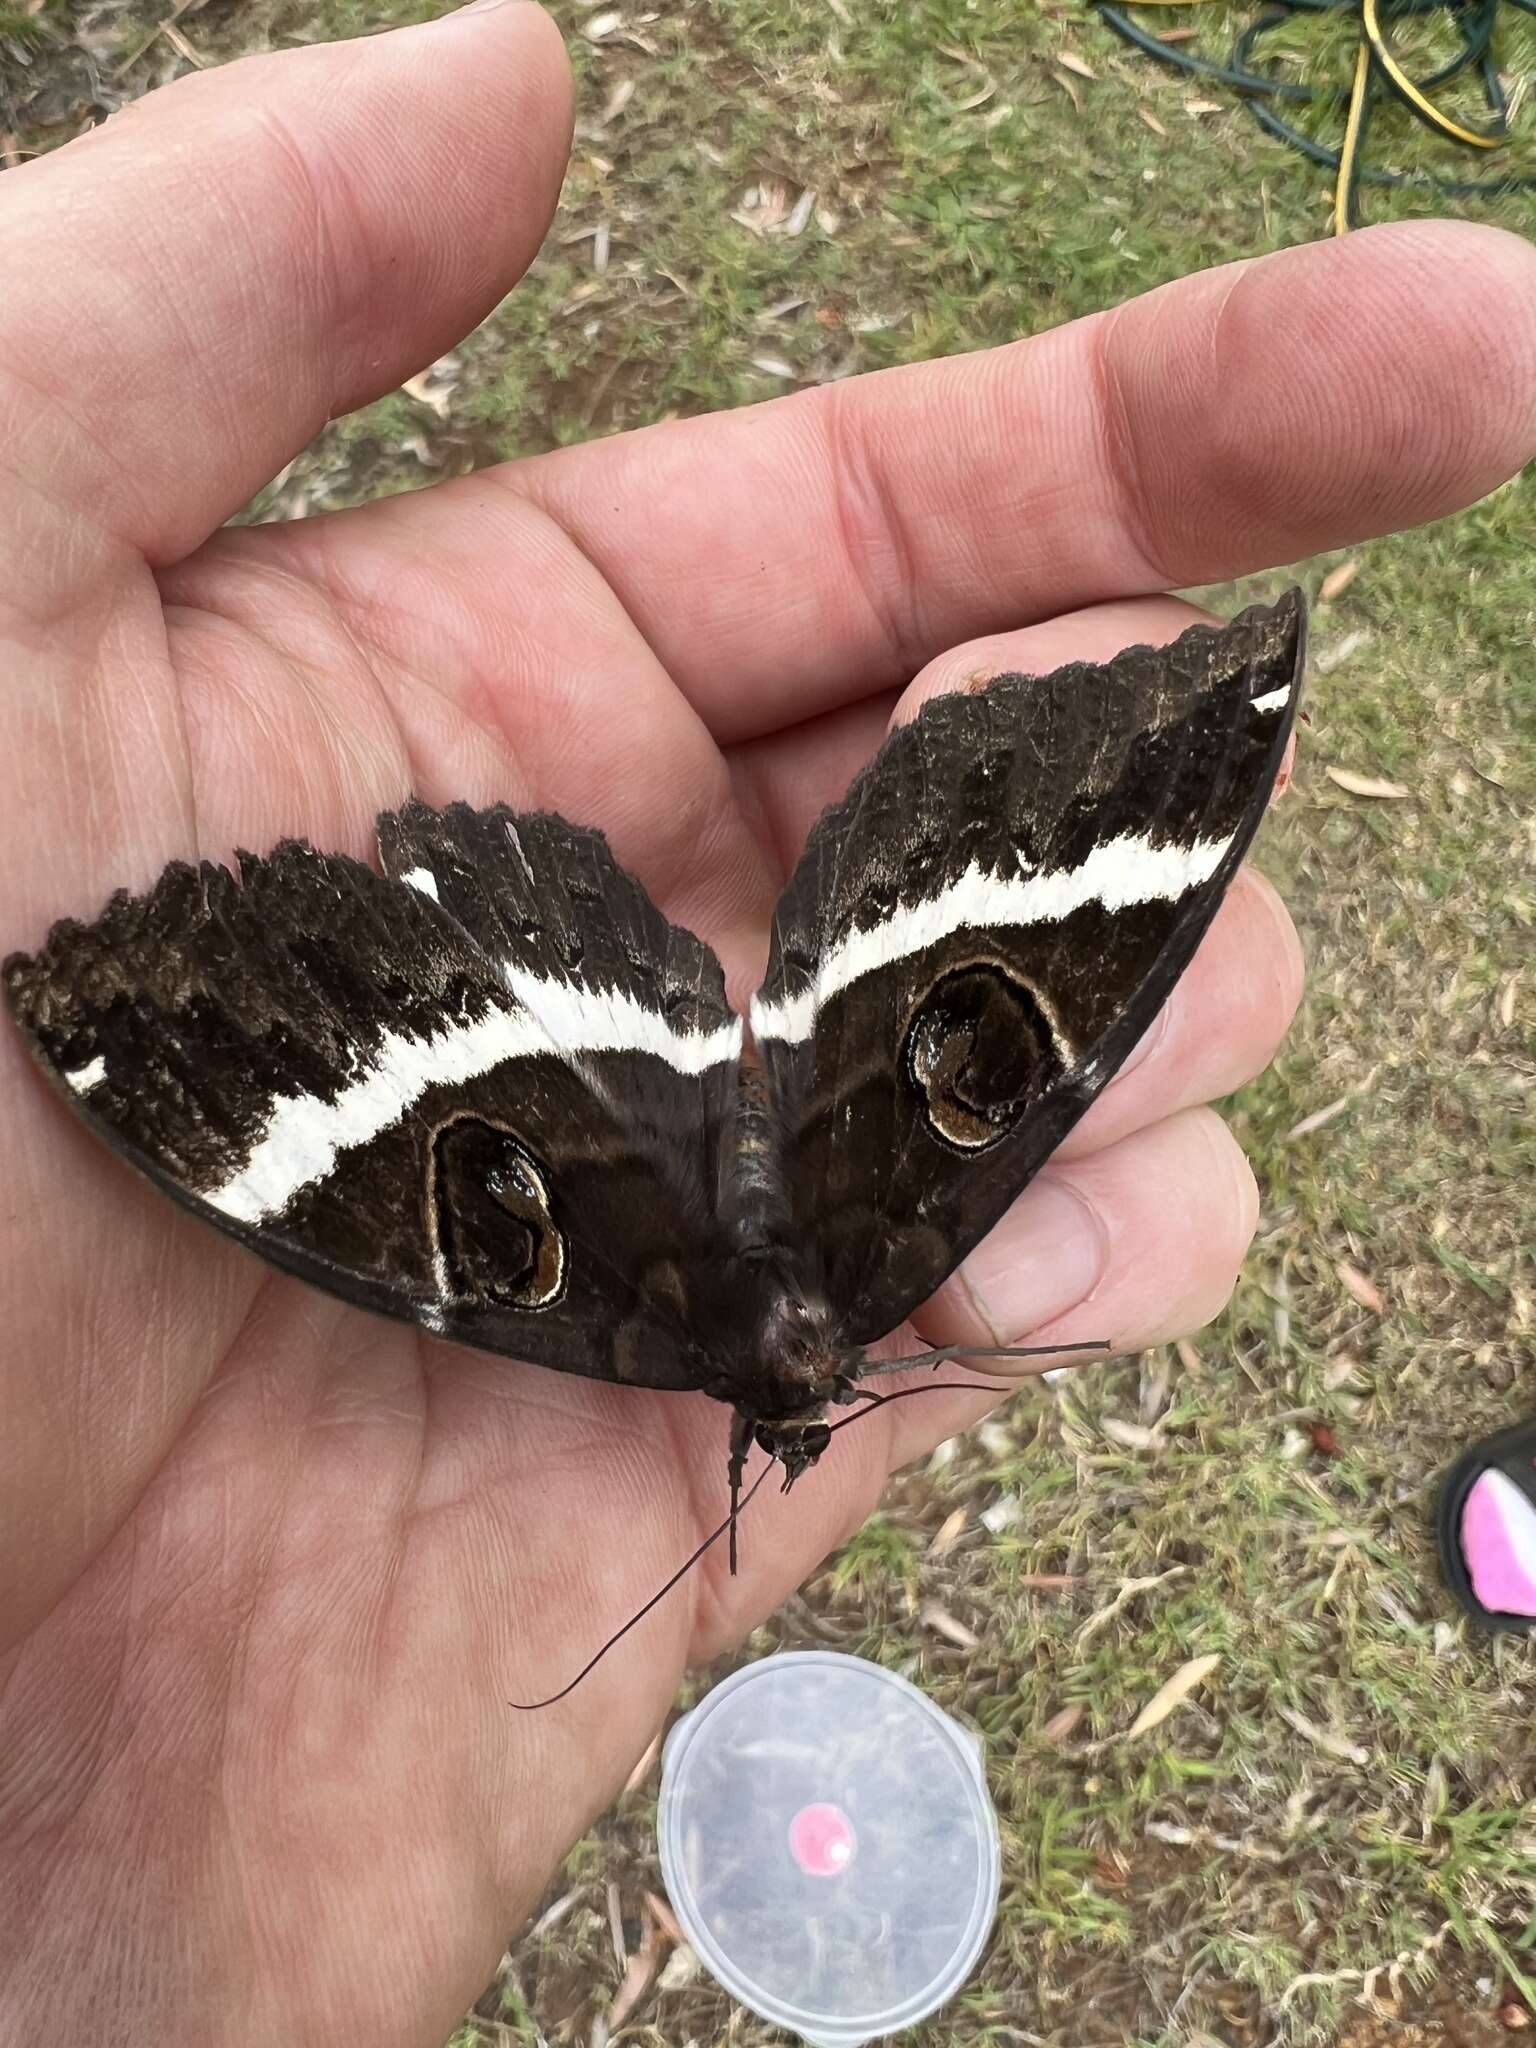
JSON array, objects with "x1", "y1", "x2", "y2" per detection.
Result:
[{"x1": 504, "y1": 220, "x2": 1536, "y2": 742}]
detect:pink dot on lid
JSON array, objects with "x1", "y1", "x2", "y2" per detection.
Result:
[{"x1": 788, "y1": 1802, "x2": 857, "y2": 1878}]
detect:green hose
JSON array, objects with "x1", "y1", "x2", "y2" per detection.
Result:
[{"x1": 1094, "y1": 0, "x2": 1536, "y2": 229}]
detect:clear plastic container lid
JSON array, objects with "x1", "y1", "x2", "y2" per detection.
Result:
[{"x1": 658, "y1": 1652, "x2": 1001, "y2": 2048}]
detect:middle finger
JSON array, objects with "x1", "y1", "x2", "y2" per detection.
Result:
[{"x1": 501, "y1": 222, "x2": 1536, "y2": 743}]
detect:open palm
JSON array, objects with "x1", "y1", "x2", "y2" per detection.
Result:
[{"x1": 2, "y1": 9, "x2": 1534, "y2": 2043}]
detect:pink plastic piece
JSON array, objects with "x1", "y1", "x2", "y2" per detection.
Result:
[{"x1": 1461, "y1": 1469, "x2": 1536, "y2": 1617}]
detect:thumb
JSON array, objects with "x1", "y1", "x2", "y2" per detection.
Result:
[{"x1": 0, "y1": 2, "x2": 571, "y2": 588}]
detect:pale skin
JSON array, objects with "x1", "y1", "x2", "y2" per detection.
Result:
[{"x1": 1, "y1": 3, "x2": 1533, "y2": 2039}]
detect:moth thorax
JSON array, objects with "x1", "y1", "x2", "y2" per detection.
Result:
[{"x1": 757, "y1": 1280, "x2": 840, "y2": 1395}]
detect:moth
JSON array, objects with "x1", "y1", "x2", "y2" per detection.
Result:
[{"x1": 4, "y1": 595, "x2": 1305, "y2": 1526}]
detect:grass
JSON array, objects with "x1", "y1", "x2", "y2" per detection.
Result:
[{"x1": 4, "y1": 1, "x2": 1534, "y2": 2042}]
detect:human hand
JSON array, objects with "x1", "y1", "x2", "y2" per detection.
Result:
[{"x1": 2, "y1": 7, "x2": 1533, "y2": 2041}]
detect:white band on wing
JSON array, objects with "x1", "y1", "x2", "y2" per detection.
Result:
[
  {"x1": 206, "y1": 977, "x2": 742, "y2": 1224},
  {"x1": 749, "y1": 828, "x2": 1238, "y2": 1048}
]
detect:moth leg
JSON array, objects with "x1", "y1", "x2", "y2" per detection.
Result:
[{"x1": 727, "y1": 1408, "x2": 755, "y2": 1577}]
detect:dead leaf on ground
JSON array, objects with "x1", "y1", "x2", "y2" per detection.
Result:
[
  {"x1": 1051, "y1": 69, "x2": 1084, "y2": 112},
  {"x1": 596, "y1": 77, "x2": 635, "y2": 127},
  {"x1": 1058, "y1": 50, "x2": 1098, "y2": 77},
  {"x1": 1319, "y1": 558, "x2": 1360, "y2": 602},
  {"x1": 400, "y1": 353, "x2": 462, "y2": 421},
  {"x1": 1323, "y1": 1352, "x2": 1363, "y2": 1391},
  {"x1": 921, "y1": 1601, "x2": 981, "y2": 1649},
  {"x1": 621, "y1": 1732, "x2": 661, "y2": 1799},
  {"x1": 1497, "y1": 1983, "x2": 1534, "y2": 2030},
  {"x1": 1185, "y1": 97, "x2": 1224, "y2": 114},
  {"x1": 1313, "y1": 628, "x2": 1372, "y2": 675},
  {"x1": 1101, "y1": 1416, "x2": 1164, "y2": 1452},
  {"x1": 1284, "y1": 1094, "x2": 1351, "y2": 1142},
  {"x1": 929, "y1": 1507, "x2": 969, "y2": 1558},
  {"x1": 606, "y1": 1913, "x2": 664, "y2": 2032},
  {"x1": 980, "y1": 1494, "x2": 1021, "y2": 1533},
  {"x1": 1337, "y1": 1260, "x2": 1386, "y2": 1313},
  {"x1": 583, "y1": 8, "x2": 624, "y2": 41},
  {"x1": 1127, "y1": 1652, "x2": 1221, "y2": 1737},
  {"x1": 1139, "y1": 1348, "x2": 1172, "y2": 1426},
  {"x1": 1276, "y1": 1701, "x2": 1369, "y2": 1763},
  {"x1": 732, "y1": 179, "x2": 813, "y2": 237},
  {"x1": 642, "y1": 1890, "x2": 684, "y2": 1948},
  {"x1": 656, "y1": 1943, "x2": 701, "y2": 1992},
  {"x1": 162, "y1": 23, "x2": 205, "y2": 66},
  {"x1": 1326, "y1": 765, "x2": 1409, "y2": 800},
  {"x1": 1138, "y1": 103, "x2": 1169, "y2": 136},
  {"x1": 784, "y1": 186, "x2": 817, "y2": 237},
  {"x1": 1041, "y1": 1703, "x2": 1086, "y2": 1744},
  {"x1": 528, "y1": 1889, "x2": 581, "y2": 1940},
  {"x1": 1077, "y1": 1566, "x2": 1188, "y2": 1649}
]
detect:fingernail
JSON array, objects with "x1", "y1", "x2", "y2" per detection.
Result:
[{"x1": 956, "y1": 1178, "x2": 1108, "y2": 1342}]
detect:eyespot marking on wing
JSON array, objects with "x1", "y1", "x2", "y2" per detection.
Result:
[
  {"x1": 428, "y1": 1117, "x2": 567, "y2": 1311},
  {"x1": 904, "y1": 962, "x2": 1068, "y2": 1151}
]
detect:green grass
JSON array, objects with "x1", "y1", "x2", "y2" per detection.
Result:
[{"x1": 5, "y1": 1, "x2": 1535, "y2": 2041}]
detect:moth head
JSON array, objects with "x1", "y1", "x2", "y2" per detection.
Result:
[{"x1": 753, "y1": 1414, "x2": 833, "y2": 1484}]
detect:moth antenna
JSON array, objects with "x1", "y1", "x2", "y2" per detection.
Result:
[
  {"x1": 826, "y1": 1381, "x2": 999, "y2": 1434},
  {"x1": 946, "y1": 1339, "x2": 1109, "y2": 1362},
  {"x1": 858, "y1": 1337, "x2": 1109, "y2": 1379},
  {"x1": 825, "y1": 1355, "x2": 1107, "y2": 1437},
  {"x1": 508, "y1": 1463, "x2": 774, "y2": 1711}
]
